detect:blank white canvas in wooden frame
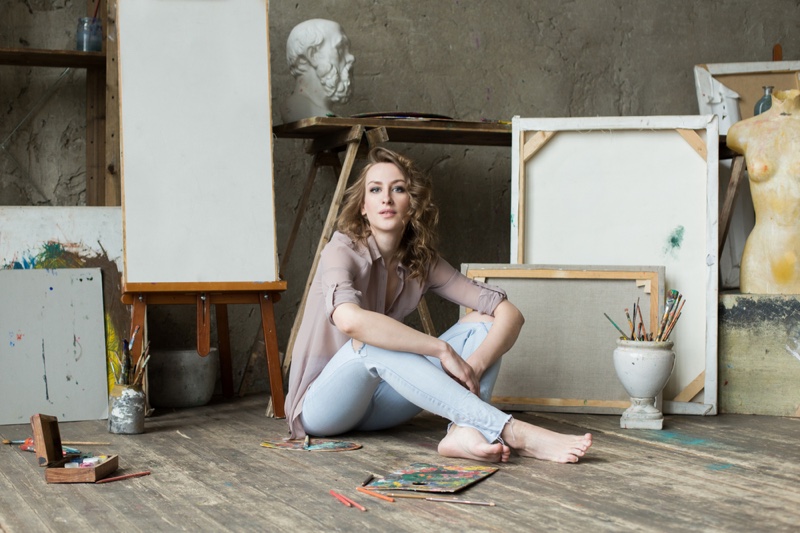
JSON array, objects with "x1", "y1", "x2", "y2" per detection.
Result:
[
  {"x1": 462, "y1": 264, "x2": 664, "y2": 415},
  {"x1": 117, "y1": 0, "x2": 278, "y2": 290},
  {"x1": 510, "y1": 115, "x2": 718, "y2": 415}
]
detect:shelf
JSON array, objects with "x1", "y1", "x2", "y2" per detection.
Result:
[{"x1": 0, "y1": 47, "x2": 105, "y2": 69}]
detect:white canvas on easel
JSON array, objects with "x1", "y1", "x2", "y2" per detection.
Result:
[
  {"x1": 117, "y1": 0, "x2": 278, "y2": 287},
  {"x1": 511, "y1": 115, "x2": 719, "y2": 415}
]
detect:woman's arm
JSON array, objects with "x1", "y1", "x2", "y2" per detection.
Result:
[
  {"x1": 462, "y1": 300, "x2": 524, "y2": 380},
  {"x1": 332, "y1": 302, "x2": 480, "y2": 394}
]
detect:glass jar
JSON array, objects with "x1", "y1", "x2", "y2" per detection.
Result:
[
  {"x1": 754, "y1": 86, "x2": 774, "y2": 116},
  {"x1": 76, "y1": 17, "x2": 103, "y2": 52}
]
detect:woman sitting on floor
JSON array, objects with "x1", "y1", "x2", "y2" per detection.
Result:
[{"x1": 284, "y1": 147, "x2": 592, "y2": 463}]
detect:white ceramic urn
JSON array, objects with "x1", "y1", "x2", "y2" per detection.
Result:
[{"x1": 613, "y1": 339, "x2": 675, "y2": 429}]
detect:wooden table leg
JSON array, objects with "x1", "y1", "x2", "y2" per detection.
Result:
[
  {"x1": 280, "y1": 152, "x2": 323, "y2": 275},
  {"x1": 719, "y1": 155, "x2": 746, "y2": 257},
  {"x1": 281, "y1": 126, "x2": 364, "y2": 378}
]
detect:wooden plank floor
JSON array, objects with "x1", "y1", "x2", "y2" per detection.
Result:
[{"x1": 1, "y1": 394, "x2": 799, "y2": 532}]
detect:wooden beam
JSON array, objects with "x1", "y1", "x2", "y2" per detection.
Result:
[
  {"x1": 522, "y1": 130, "x2": 556, "y2": 162},
  {"x1": 105, "y1": 0, "x2": 121, "y2": 206},
  {"x1": 719, "y1": 156, "x2": 746, "y2": 255},
  {"x1": 492, "y1": 396, "x2": 631, "y2": 409},
  {"x1": 676, "y1": 129, "x2": 707, "y2": 161},
  {"x1": 673, "y1": 370, "x2": 705, "y2": 403}
]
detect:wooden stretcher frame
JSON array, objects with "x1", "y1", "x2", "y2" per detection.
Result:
[
  {"x1": 510, "y1": 115, "x2": 718, "y2": 415},
  {"x1": 463, "y1": 264, "x2": 665, "y2": 414}
]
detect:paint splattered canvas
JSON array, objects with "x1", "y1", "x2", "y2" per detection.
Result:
[
  {"x1": 366, "y1": 463, "x2": 498, "y2": 493},
  {"x1": 260, "y1": 439, "x2": 361, "y2": 452},
  {"x1": 0, "y1": 269, "x2": 108, "y2": 425}
]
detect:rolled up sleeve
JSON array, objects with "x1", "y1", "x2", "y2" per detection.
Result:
[
  {"x1": 318, "y1": 238, "x2": 366, "y2": 324},
  {"x1": 427, "y1": 260, "x2": 506, "y2": 316},
  {"x1": 321, "y1": 271, "x2": 362, "y2": 325}
]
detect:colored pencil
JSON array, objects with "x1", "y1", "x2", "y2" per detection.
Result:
[
  {"x1": 96, "y1": 471, "x2": 151, "y2": 484},
  {"x1": 425, "y1": 497, "x2": 496, "y2": 506},
  {"x1": 361, "y1": 473, "x2": 375, "y2": 486},
  {"x1": 338, "y1": 493, "x2": 367, "y2": 512},
  {"x1": 356, "y1": 486, "x2": 394, "y2": 502},
  {"x1": 329, "y1": 490, "x2": 351, "y2": 507}
]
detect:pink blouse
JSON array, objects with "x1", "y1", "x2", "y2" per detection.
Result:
[{"x1": 284, "y1": 231, "x2": 507, "y2": 438}]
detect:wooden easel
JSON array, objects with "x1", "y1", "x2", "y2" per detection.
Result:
[{"x1": 122, "y1": 282, "x2": 287, "y2": 419}]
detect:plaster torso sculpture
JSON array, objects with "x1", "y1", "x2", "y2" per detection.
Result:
[
  {"x1": 279, "y1": 19, "x2": 355, "y2": 124},
  {"x1": 727, "y1": 90, "x2": 800, "y2": 293}
]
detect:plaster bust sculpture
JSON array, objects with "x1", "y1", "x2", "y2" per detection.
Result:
[
  {"x1": 727, "y1": 89, "x2": 800, "y2": 293},
  {"x1": 279, "y1": 19, "x2": 355, "y2": 124}
]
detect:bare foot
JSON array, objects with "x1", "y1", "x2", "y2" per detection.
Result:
[
  {"x1": 438, "y1": 425, "x2": 511, "y2": 463},
  {"x1": 501, "y1": 419, "x2": 592, "y2": 463}
]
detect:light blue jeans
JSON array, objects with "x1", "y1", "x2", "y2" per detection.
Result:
[{"x1": 300, "y1": 321, "x2": 512, "y2": 443}]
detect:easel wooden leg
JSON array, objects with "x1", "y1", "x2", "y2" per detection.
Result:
[
  {"x1": 196, "y1": 293, "x2": 211, "y2": 356},
  {"x1": 130, "y1": 294, "x2": 146, "y2": 365},
  {"x1": 260, "y1": 292, "x2": 285, "y2": 418},
  {"x1": 216, "y1": 303, "x2": 234, "y2": 398}
]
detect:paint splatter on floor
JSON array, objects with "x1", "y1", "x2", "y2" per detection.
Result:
[
  {"x1": 706, "y1": 463, "x2": 735, "y2": 471},
  {"x1": 648, "y1": 430, "x2": 710, "y2": 447}
]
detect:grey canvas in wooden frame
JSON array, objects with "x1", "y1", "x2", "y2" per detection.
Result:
[{"x1": 462, "y1": 264, "x2": 664, "y2": 415}]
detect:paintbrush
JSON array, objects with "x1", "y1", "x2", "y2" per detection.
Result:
[
  {"x1": 656, "y1": 290, "x2": 678, "y2": 340},
  {"x1": 636, "y1": 298, "x2": 648, "y2": 341},
  {"x1": 624, "y1": 308, "x2": 635, "y2": 339},
  {"x1": 121, "y1": 339, "x2": 131, "y2": 385},
  {"x1": 603, "y1": 313, "x2": 630, "y2": 340},
  {"x1": 662, "y1": 299, "x2": 686, "y2": 341},
  {"x1": 131, "y1": 341, "x2": 152, "y2": 387},
  {"x1": 424, "y1": 497, "x2": 496, "y2": 506}
]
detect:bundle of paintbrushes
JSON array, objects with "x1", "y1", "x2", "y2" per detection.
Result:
[
  {"x1": 603, "y1": 290, "x2": 685, "y2": 342},
  {"x1": 654, "y1": 289, "x2": 685, "y2": 342},
  {"x1": 110, "y1": 326, "x2": 151, "y2": 386}
]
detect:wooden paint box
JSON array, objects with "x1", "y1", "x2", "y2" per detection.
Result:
[{"x1": 30, "y1": 414, "x2": 119, "y2": 483}]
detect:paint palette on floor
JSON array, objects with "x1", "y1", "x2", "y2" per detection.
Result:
[
  {"x1": 260, "y1": 439, "x2": 362, "y2": 452},
  {"x1": 367, "y1": 463, "x2": 498, "y2": 493}
]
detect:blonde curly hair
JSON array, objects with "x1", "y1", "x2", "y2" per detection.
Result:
[{"x1": 337, "y1": 147, "x2": 439, "y2": 281}]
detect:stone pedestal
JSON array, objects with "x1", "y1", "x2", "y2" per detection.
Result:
[{"x1": 719, "y1": 293, "x2": 800, "y2": 417}]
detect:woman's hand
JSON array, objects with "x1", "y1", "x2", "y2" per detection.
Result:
[{"x1": 436, "y1": 343, "x2": 480, "y2": 395}]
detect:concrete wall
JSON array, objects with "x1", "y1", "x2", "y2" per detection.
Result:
[{"x1": 3, "y1": 0, "x2": 799, "y2": 393}]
